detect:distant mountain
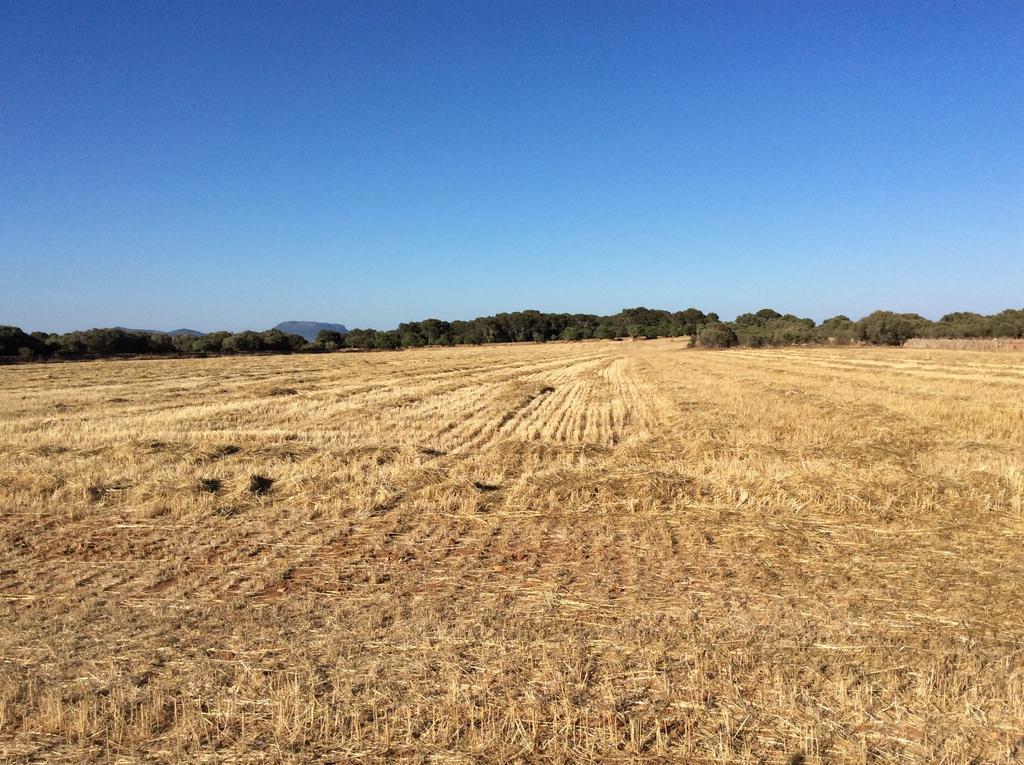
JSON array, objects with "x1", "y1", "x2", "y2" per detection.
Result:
[
  {"x1": 115, "y1": 327, "x2": 205, "y2": 337},
  {"x1": 273, "y1": 321, "x2": 348, "y2": 341}
]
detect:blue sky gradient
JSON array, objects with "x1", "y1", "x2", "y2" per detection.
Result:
[{"x1": 2, "y1": 1, "x2": 1022, "y2": 332}]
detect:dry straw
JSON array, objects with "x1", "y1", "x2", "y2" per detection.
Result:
[{"x1": 1, "y1": 339, "x2": 1022, "y2": 763}]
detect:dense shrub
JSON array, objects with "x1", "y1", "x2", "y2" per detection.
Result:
[
  {"x1": 0, "y1": 326, "x2": 46, "y2": 358},
  {"x1": 816, "y1": 315, "x2": 858, "y2": 344},
  {"x1": 191, "y1": 331, "x2": 232, "y2": 354},
  {"x1": 856, "y1": 311, "x2": 931, "y2": 346},
  {"x1": 926, "y1": 310, "x2": 1024, "y2": 339},
  {"x1": 314, "y1": 329, "x2": 346, "y2": 350},
  {"x1": 732, "y1": 310, "x2": 816, "y2": 347},
  {"x1": 697, "y1": 322, "x2": 739, "y2": 348},
  {"x1": 221, "y1": 331, "x2": 265, "y2": 354},
  {"x1": 561, "y1": 326, "x2": 587, "y2": 341}
]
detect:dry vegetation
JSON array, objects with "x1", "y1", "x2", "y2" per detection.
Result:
[
  {"x1": 1, "y1": 339, "x2": 1023, "y2": 763},
  {"x1": 903, "y1": 338, "x2": 1024, "y2": 352}
]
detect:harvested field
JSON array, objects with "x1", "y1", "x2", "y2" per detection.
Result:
[
  {"x1": 1, "y1": 339, "x2": 1023, "y2": 763},
  {"x1": 903, "y1": 338, "x2": 1024, "y2": 351}
]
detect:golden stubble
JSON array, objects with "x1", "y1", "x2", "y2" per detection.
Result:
[{"x1": 1, "y1": 339, "x2": 1022, "y2": 763}]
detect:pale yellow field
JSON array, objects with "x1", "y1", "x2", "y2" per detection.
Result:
[{"x1": 1, "y1": 340, "x2": 1023, "y2": 763}]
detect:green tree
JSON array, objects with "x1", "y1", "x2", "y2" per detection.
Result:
[
  {"x1": 222, "y1": 331, "x2": 265, "y2": 353},
  {"x1": 698, "y1": 323, "x2": 738, "y2": 348},
  {"x1": 315, "y1": 329, "x2": 346, "y2": 349},
  {"x1": 817, "y1": 315, "x2": 857, "y2": 344},
  {"x1": 560, "y1": 326, "x2": 586, "y2": 341},
  {"x1": 192, "y1": 332, "x2": 231, "y2": 354},
  {"x1": 857, "y1": 311, "x2": 930, "y2": 346},
  {"x1": 0, "y1": 326, "x2": 50, "y2": 359},
  {"x1": 594, "y1": 322, "x2": 621, "y2": 340}
]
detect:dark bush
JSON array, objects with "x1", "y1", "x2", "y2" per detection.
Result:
[
  {"x1": 857, "y1": 311, "x2": 930, "y2": 346},
  {"x1": 222, "y1": 331, "x2": 265, "y2": 354},
  {"x1": 0, "y1": 326, "x2": 48, "y2": 358},
  {"x1": 698, "y1": 323, "x2": 739, "y2": 348}
]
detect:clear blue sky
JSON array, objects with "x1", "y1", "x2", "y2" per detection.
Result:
[{"x1": 2, "y1": 1, "x2": 1022, "y2": 333}]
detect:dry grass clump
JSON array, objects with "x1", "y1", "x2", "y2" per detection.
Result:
[
  {"x1": 0, "y1": 339, "x2": 1022, "y2": 763},
  {"x1": 904, "y1": 337, "x2": 1024, "y2": 351}
]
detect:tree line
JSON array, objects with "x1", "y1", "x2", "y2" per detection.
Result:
[
  {"x1": 325, "y1": 307, "x2": 1024, "y2": 350},
  {"x1": 3, "y1": 307, "x2": 1023, "y2": 361},
  {"x1": 0, "y1": 327, "x2": 310, "y2": 361}
]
